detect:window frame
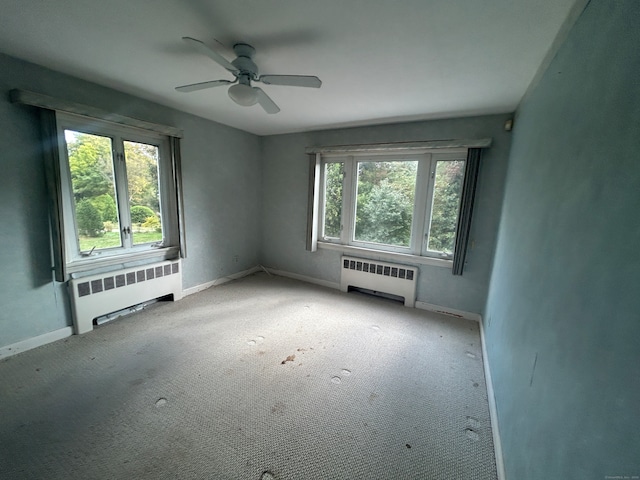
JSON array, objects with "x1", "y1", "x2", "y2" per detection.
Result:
[
  {"x1": 317, "y1": 148, "x2": 468, "y2": 261},
  {"x1": 56, "y1": 112, "x2": 180, "y2": 272}
]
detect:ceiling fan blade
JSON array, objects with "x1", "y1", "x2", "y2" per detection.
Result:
[
  {"x1": 254, "y1": 87, "x2": 280, "y2": 114},
  {"x1": 259, "y1": 75, "x2": 322, "y2": 88},
  {"x1": 182, "y1": 37, "x2": 239, "y2": 74},
  {"x1": 175, "y1": 79, "x2": 233, "y2": 93}
]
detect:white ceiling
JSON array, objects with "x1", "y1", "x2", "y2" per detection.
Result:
[{"x1": 0, "y1": 0, "x2": 577, "y2": 136}]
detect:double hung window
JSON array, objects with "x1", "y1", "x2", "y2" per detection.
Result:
[
  {"x1": 56, "y1": 113, "x2": 179, "y2": 268},
  {"x1": 319, "y1": 149, "x2": 467, "y2": 259}
]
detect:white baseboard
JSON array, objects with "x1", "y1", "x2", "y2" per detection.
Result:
[
  {"x1": 262, "y1": 267, "x2": 341, "y2": 291},
  {"x1": 0, "y1": 326, "x2": 73, "y2": 359},
  {"x1": 182, "y1": 266, "x2": 261, "y2": 297},
  {"x1": 414, "y1": 301, "x2": 506, "y2": 477},
  {"x1": 479, "y1": 318, "x2": 506, "y2": 480},
  {"x1": 261, "y1": 272, "x2": 482, "y2": 323},
  {"x1": 415, "y1": 301, "x2": 481, "y2": 322}
]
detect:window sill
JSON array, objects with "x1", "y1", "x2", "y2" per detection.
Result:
[
  {"x1": 317, "y1": 242, "x2": 452, "y2": 268},
  {"x1": 66, "y1": 246, "x2": 180, "y2": 278}
]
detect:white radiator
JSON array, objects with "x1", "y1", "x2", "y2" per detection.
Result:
[
  {"x1": 68, "y1": 260, "x2": 183, "y2": 334},
  {"x1": 340, "y1": 255, "x2": 417, "y2": 307}
]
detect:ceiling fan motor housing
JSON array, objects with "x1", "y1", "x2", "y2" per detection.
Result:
[
  {"x1": 177, "y1": 37, "x2": 318, "y2": 114},
  {"x1": 231, "y1": 43, "x2": 258, "y2": 78}
]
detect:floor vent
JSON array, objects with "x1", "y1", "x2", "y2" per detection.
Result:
[
  {"x1": 340, "y1": 256, "x2": 417, "y2": 307},
  {"x1": 69, "y1": 260, "x2": 183, "y2": 334}
]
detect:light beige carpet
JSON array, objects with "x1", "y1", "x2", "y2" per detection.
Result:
[{"x1": 0, "y1": 272, "x2": 497, "y2": 479}]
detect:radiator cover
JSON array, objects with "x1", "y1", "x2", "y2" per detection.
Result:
[
  {"x1": 68, "y1": 260, "x2": 183, "y2": 334},
  {"x1": 340, "y1": 255, "x2": 417, "y2": 307}
]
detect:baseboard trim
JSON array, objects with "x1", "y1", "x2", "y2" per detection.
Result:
[
  {"x1": 182, "y1": 266, "x2": 261, "y2": 297},
  {"x1": 262, "y1": 267, "x2": 341, "y2": 291},
  {"x1": 259, "y1": 273, "x2": 482, "y2": 322},
  {"x1": 415, "y1": 301, "x2": 481, "y2": 322},
  {"x1": 479, "y1": 319, "x2": 507, "y2": 480},
  {"x1": 0, "y1": 326, "x2": 73, "y2": 359}
]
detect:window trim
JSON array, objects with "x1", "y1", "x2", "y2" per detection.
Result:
[
  {"x1": 55, "y1": 112, "x2": 182, "y2": 274},
  {"x1": 317, "y1": 241, "x2": 453, "y2": 268},
  {"x1": 308, "y1": 143, "x2": 486, "y2": 275},
  {"x1": 316, "y1": 148, "x2": 468, "y2": 261},
  {"x1": 305, "y1": 138, "x2": 491, "y2": 154},
  {"x1": 11, "y1": 90, "x2": 185, "y2": 281},
  {"x1": 421, "y1": 152, "x2": 468, "y2": 258}
]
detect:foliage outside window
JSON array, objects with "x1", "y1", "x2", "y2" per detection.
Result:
[
  {"x1": 319, "y1": 150, "x2": 466, "y2": 259},
  {"x1": 354, "y1": 161, "x2": 417, "y2": 247},
  {"x1": 57, "y1": 113, "x2": 178, "y2": 265},
  {"x1": 322, "y1": 162, "x2": 343, "y2": 239},
  {"x1": 428, "y1": 160, "x2": 465, "y2": 253}
]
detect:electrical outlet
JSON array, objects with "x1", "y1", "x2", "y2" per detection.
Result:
[{"x1": 233, "y1": 255, "x2": 239, "y2": 263}]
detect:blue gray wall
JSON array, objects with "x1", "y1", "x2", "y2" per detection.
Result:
[
  {"x1": 484, "y1": 0, "x2": 640, "y2": 477},
  {"x1": 261, "y1": 115, "x2": 512, "y2": 314},
  {"x1": 0, "y1": 53, "x2": 262, "y2": 348},
  {"x1": 0, "y1": 52, "x2": 510, "y2": 349},
  {"x1": 4, "y1": 2, "x2": 637, "y2": 476}
]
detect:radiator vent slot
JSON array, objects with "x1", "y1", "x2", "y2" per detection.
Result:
[
  {"x1": 340, "y1": 256, "x2": 417, "y2": 307},
  {"x1": 343, "y1": 258, "x2": 415, "y2": 281},
  {"x1": 69, "y1": 260, "x2": 182, "y2": 335},
  {"x1": 75, "y1": 262, "x2": 180, "y2": 299}
]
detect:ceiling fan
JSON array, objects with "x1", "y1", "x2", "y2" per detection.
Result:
[{"x1": 176, "y1": 37, "x2": 322, "y2": 114}]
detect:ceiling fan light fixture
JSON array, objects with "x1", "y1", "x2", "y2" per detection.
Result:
[
  {"x1": 178, "y1": 37, "x2": 321, "y2": 113},
  {"x1": 228, "y1": 83, "x2": 258, "y2": 106}
]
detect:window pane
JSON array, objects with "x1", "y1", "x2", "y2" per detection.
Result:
[
  {"x1": 124, "y1": 141, "x2": 163, "y2": 245},
  {"x1": 354, "y1": 161, "x2": 417, "y2": 247},
  {"x1": 323, "y1": 162, "x2": 343, "y2": 238},
  {"x1": 65, "y1": 130, "x2": 122, "y2": 251},
  {"x1": 427, "y1": 160, "x2": 465, "y2": 254}
]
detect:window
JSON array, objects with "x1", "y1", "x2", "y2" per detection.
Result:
[
  {"x1": 318, "y1": 149, "x2": 467, "y2": 260},
  {"x1": 56, "y1": 113, "x2": 180, "y2": 269}
]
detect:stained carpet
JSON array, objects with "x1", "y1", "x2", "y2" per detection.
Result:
[{"x1": 0, "y1": 272, "x2": 497, "y2": 479}]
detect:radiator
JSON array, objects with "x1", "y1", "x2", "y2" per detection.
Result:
[
  {"x1": 68, "y1": 259, "x2": 183, "y2": 335},
  {"x1": 340, "y1": 255, "x2": 417, "y2": 307}
]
